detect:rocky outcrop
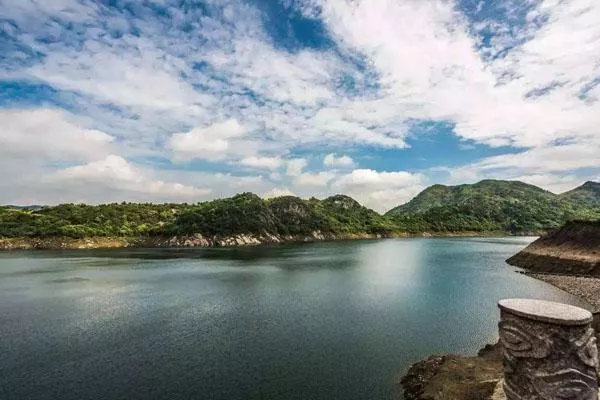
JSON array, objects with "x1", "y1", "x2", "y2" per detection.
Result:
[
  {"x1": 399, "y1": 343, "x2": 504, "y2": 400},
  {"x1": 0, "y1": 231, "x2": 391, "y2": 250},
  {"x1": 400, "y1": 329, "x2": 600, "y2": 400},
  {"x1": 0, "y1": 230, "x2": 545, "y2": 251},
  {"x1": 507, "y1": 220, "x2": 600, "y2": 275},
  {"x1": 135, "y1": 231, "x2": 389, "y2": 248},
  {"x1": 0, "y1": 237, "x2": 130, "y2": 250}
]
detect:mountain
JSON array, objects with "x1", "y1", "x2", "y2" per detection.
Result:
[
  {"x1": 386, "y1": 180, "x2": 600, "y2": 233},
  {"x1": 1, "y1": 180, "x2": 600, "y2": 245},
  {"x1": 171, "y1": 193, "x2": 396, "y2": 237},
  {"x1": 0, "y1": 193, "x2": 396, "y2": 241},
  {"x1": 559, "y1": 181, "x2": 600, "y2": 207}
]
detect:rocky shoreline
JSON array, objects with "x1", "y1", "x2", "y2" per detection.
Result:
[
  {"x1": 0, "y1": 230, "x2": 524, "y2": 251},
  {"x1": 400, "y1": 220, "x2": 600, "y2": 400},
  {"x1": 399, "y1": 282, "x2": 600, "y2": 400},
  {"x1": 399, "y1": 343, "x2": 505, "y2": 400},
  {"x1": 523, "y1": 273, "x2": 600, "y2": 312},
  {"x1": 0, "y1": 232, "x2": 383, "y2": 250}
]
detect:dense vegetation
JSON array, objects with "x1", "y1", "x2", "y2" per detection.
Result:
[
  {"x1": 0, "y1": 203, "x2": 187, "y2": 238},
  {"x1": 559, "y1": 181, "x2": 600, "y2": 207},
  {"x1": 0, "y1": 193, "x2": 396, "y2": 239},
  {"x1": 1, "y1": 180, "x2": 599, "y2": 239},
  {"x1": 386, "y1": 180, "x2": 600, "y2": 233}
]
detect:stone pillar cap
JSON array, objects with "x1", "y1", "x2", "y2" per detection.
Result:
[{"x1": 498, "y1": 298, "x2": 593, "y2": 325}]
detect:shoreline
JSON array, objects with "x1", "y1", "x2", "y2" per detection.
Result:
[
  {"x1": 0, "y1": 231, "x2": 534, "y2": 251},
  {"x1": 521, "y1": 272, "x2": 600, "y2": 313},
  {"x1": 400, "y1": 224, "x2": 600, "y2": 400},
  {"x1": 400, "y1": 271, "x2": 600, "y2": 400}
]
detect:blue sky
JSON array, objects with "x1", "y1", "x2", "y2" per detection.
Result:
[{"x1": 0, "y1": 0, "x2": 599, "y2": 211}]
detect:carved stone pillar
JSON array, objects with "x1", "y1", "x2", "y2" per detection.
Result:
[{"x1": 498, "y1": 298, "x2": 599, "y2": 400}]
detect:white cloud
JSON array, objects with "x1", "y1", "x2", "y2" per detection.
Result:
[
  {"x1": 317, "y1": 0, "x2": 600, "y2": 149},
  {"x1": 0, "y1": 0, "x2": 599, "y2": 207},
  {"x1": 0, "y1": 108, "x2": 113, "y2": 162},
  {"x1": 295, "y1": 171, "x2": 337, "y2": 187},
  {"x1": 0, "y1": 0, "x2": 98, "y2": 25},
  {"x1": 169, "y1": 119, "x2": 248, "y2": 161},
  {"x1": 50, "y1": 155, "x2": 210, "y2": 202},
  {"x1": 239, "y1": 156, "x2": 283, "y2": 170},
  {"x1": 27, "y1": 44, "x2": 211, "y2": 114},
  {"x1": 323, "y1": 153, "x2": 355, "y2": 168},
  {"x1": 335, "y1": 169, "x2": 422, "y2": 189},
  {"x1": 509, "y1": 174, "x2": 589, "y2": 195},
  {"x1": 286, "y1": 158, "x2": 309, "y2": 177},
  {"x1": 473, "y1": 144, "x2": 600, "y2": 174}
]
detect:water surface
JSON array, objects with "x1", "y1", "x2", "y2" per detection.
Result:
[{"x1": 0, "y1": 238, "x2": 589, "y2": 400}]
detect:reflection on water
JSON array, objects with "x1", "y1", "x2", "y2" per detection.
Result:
[{"x1": 0, "y1": 238, "x2": 588, "y2": 400}]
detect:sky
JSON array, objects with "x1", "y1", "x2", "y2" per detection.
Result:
[{"x1": 0, "y1": 0, "x2": 599, "y2": 212}]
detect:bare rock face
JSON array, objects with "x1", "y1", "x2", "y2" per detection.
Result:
[{"x1": 498, "y1": 299, "x2": 599, "y2": 400}]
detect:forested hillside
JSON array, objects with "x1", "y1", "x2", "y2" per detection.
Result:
[
  {"x1": 1, "y1": 180, "x2": 599, "y2": 240},
  {"x1": 386, "y1": 180, "x2": 600, "y2": 233},
  {"x1": 0, "y1": 193, "x2": 396, "y2": 239}
]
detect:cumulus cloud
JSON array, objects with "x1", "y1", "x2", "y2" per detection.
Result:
[
  {"x1": 50, "y1": 155, "x2": 210, "y2": 202},
  {"x1": 169, "y1": 119, "x2": 248, "y2": 161},
  {"x1": 0, "y1": 108, "x2": 113, "y2": 162},
  {"x1": 318, "y1": 0, "x2": 600, "y2": 149},
  {"x1": 239, "y1": 156, "x2": 284, "y2": 170},
  {"x1": 335, "y1": 169, "x2": 422, "y2": 189},
  {"x1": 472, "y1": 144, "x2": 600, "y2": 175},
  {"x1": 295, "y1": 171, "x2": 337, "y2": 187},
  {"x1": 286, "y1": 158, "x2": 309, "y2": 177},
  {"x1": 0, "y1": 0, "x2": 598, "y2": 207},
  {"x1": 323, "y1": 153, "x2": 355, "y2": 168}
]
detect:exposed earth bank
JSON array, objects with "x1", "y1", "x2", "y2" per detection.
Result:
[{"x1": 506, "y1": 220, "x2": 600, "y2": 275}]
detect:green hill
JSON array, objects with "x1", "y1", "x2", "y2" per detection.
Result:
[
  {"x1": 0, "y1": 203, "x2": 187, "y2": 238},
  {"x1": 386, "y1": 180, "x2": 600, "y2": 233},
  {"x1": 559, "y1": 181, "x2": 600, "y2": 207},
  {"x1": 0, "y1": 193, "x2": 395, "y2": 240},
  {"x1": 1, "y1": 180, "x2": 599, "y2": 242},
  {"x1": 169, "y1": 193, "x2": 395, "y2": 237}
]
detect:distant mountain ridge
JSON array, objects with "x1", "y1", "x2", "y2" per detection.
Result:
[
  {"x1": 1, "y1": 180, "x2": 599, "y2": 247},
  {"x1": 386, "y1": 180, "x2": 600, "y2": 233}
]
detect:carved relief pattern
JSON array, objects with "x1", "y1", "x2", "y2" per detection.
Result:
[
  {"x1": 574, "y1": 328, "x2": 599, "y2": 369},
  {"x1": 500, "y1": 310, "x2": 599, "y2": 400},
  {"x1": 499, "y1": 319, "x2": 552, "y2": 359},
  {"x1": 532, "y1": 369, "x2": 598, "y2": 400}
]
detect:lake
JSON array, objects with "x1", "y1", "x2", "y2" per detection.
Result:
[{"x1": 0, "y1": 237, "x2": 589, "y2": 400}]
